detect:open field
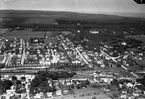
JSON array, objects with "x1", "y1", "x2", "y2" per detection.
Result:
[
  {"x1": 136, "y1": 60, "x2": 145, "y2": 65},
  {"x1": 24, "y1": 18, "x2": 58, "y2": 25},
  {"x1": 126, "y1": 35, "x2": 145, "y2": 45},
  {"x1": 94, "y1": 67, "x2": 134, "y2": 78},
  {"x1": 50, "y1": 87, "x2": 111, "y2": 99},
  {"x1": 0, "y1": 28, "x2": 10, "y2": 34},
  {"x1": 5, "y1": 29, "x2": 45, "y2": 39},
  {"x1": 4, "y1": 29, "x2": 61, "y2": 40}
]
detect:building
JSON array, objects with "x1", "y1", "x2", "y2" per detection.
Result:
[{"x1": 56, "y1": 90, "x2": 62, "y2": 96}]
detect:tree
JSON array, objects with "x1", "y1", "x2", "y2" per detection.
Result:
[
  {"x1": 16, "y1": 80, "x2": 21, "y2": 85},
  {"x1": 30, "y1": 87, "x2": 38, "y2": 95},
  {"x1": 21, "y1": 76, "x2": 26, "y2": 81},
  {"x1": 30, "y1": 71, "x2": 76, "y2": 95},
  {"x1": 30, "y1": 79, "x2": 40, "y2": 88},
  {"x1": 3, "y1": 80, "x2": 13, "y2": 91},
  {"x1": 12, "y1": 76, "x2": 17, "y2": 81},
  {"x1": 110, "y1": 79, "x2": 119, "y2": 86},
  {"x1": 76, "y1": 84, "x2": 82, "y2": 89},
  {"x1": 39, "y1": 81, "x2": 50, "y2": 92},
  {"x1": 136, "y1": 76, "x2": 145, "y2": 86},
  {"x1": 0, "y1": 80, "x2": 4, "y2": 94},
  {"x1": 0, "y1": 74, "x2": 1, "y2": 80},
  {"x1": 84, "y1": 80, "x2": 90, "y2": 85}
]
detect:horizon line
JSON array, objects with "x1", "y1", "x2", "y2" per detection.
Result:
[
  {"x1": 0, "y1": 9, "x2": 145, "y2": 18},
  {"x1": 0, "y1": 9, "x2": 145, "y2": 14}
]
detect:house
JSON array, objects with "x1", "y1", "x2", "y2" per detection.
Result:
[
  {"x1": 66, "y1": 81, "x2": 71, "y2": 86},
  {"x1": 6, "y1": 89, "x2": 15, "y2": 96},
  {"x1": 1, "y1": 94, "x2": 10, "y2": 99},
  {"x1": 100, "y1": 64, "x2": 105, "y2": 68},
  {"x1": 63, "y1": 89, "x2": 69, "y2": 95},
  {"x1": 90, "y1": 30, "x2": 99, "y2": 34},
  {"x1": 34, "y1": 93, "x2": 41, "y2": 99},
  {"x1": 120, "y1": 94, "x2": 127, "y2": 99},
  {"x1": 133, "y1": 92, "x2": 140, "y2": 97},
  {"x1": 47, "y1": 92, "x2": 53, "y2": 97},
  {"x1": 56, "y1": 90, "x2": 62, "y2": 96},
  {"x1": 72, "y1": 60, "x2": 81, "y2": 64},
  {"x1": 100, "y1": 78, "x2": 113, "y2": 84},
  {"x1": 126, "y1": 83, "x2": 134, "y2": 88}
]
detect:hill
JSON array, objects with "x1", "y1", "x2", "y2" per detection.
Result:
[{"x1": 0, "y1": 10, "x2": 145, "y2": 24}]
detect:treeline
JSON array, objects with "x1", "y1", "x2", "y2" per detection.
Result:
[
  {"x1": 53, "y1": 64, "x2": 86, "y2": 69},
  {"x1": 36, "y1": 71, "x2": 76, "y2": 81},
  {"x1": 1, "y1": 20, "x2": 144, "y2": 30}
]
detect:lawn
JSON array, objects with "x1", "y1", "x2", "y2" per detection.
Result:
[
  {"x1": 50, "y1": 87, "x2": 111, "y2": 99},
  {"x1": 0, "y1": 28, "x2": 10, "y2": 35},
  {"x1": 5, "y1": 29, "x2": 61, "y2": 41},
  {"x1": 136, "y1": 60, "x2": 145, "y2": 65}
]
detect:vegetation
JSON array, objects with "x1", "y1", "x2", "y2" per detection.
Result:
[
  {"x1": 136, "y1": 76, "x2": 145, "y2": 88},
  {"x1": 0, "y1": 79, "x2": 13, "y2": 94},
  {"x1": 30, "y1": 71, "x2": 76, "y2": 95}
]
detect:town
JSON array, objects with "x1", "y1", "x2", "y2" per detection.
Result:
[{"x1": 0, "y1": 24, "x2": 145, "y2": 99}]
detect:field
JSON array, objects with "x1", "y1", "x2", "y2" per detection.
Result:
[
  {"x1": 126, "y1": 35, "x2": 145, "y2": 45},
  {"x1": 50, "y1": 87, "x2": 111, "y2": 99},
  {"x1": 5, "y1": 29, "x2": 45, "y2": 40},
  {"x1": 136, "y1": 60, "x2": 145, "y2": 65},
  {"x1": 4, "y1": 29, "x2": 62, "y2": 40},
  {"x1": 24, "y1": 18, "x2": 58, "y2": 25},
  {"x1": 0, "y1": 28, "x2": 10, "y2": 35}
]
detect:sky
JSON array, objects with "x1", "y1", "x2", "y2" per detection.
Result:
[{"x1": 0, "y1": 0, "x2": 145, "y2": 14}]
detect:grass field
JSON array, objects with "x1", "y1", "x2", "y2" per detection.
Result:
[
  {"x1": 24, "y1": 18, "x2": 58, "y2": 25},
  {"x1": 0, "y1": 28, "x2": 10, "y2": 35},
  {"x1": 126, "y1": 35, "x2": 145, "y2": 45},
  {"x1": 94, "y1": 67, "x2": 134, "y2": 78},
  {"x1": 5, "y1": 29, "x2": 61, "y2": 40},
  {"x1": 5, "y1": 29, "x2": 45, "y2": 40},
  {"x1": 136, "y1": 60, "x2": 145, "y2": 65},
  {"x1": 50, "y1": 87, "x2": 111, "y2": 99}
]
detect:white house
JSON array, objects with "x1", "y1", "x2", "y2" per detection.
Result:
[
  {"x1": 34, "y1": 93, "x2": 41, "y2": 99},
  {"x1": 56, "y1": 90, "x2": 62, "y2": 96},
  {"x1": 47, "y1": 92, "x2": 53, "y2": 97}
]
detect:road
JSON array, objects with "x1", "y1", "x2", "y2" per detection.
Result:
[
  {"x1": 63, "y1": 37, "x2": 92, "y2": 68},
  {"x1": 5, "y1": 54, "x2": 12, "y2": 66},
  {"x1": 21, "y1": 39, "x2": 25, "y2": 65},
  {"x1": 0, "y1": 38, "x2": 5, "y2": 49},
  {"x1": 75, "y1": 48, "x2": 92, "y2": 67},
  {"x1": 100, "y1": 50, "x2": 139, "y2": 78}
]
